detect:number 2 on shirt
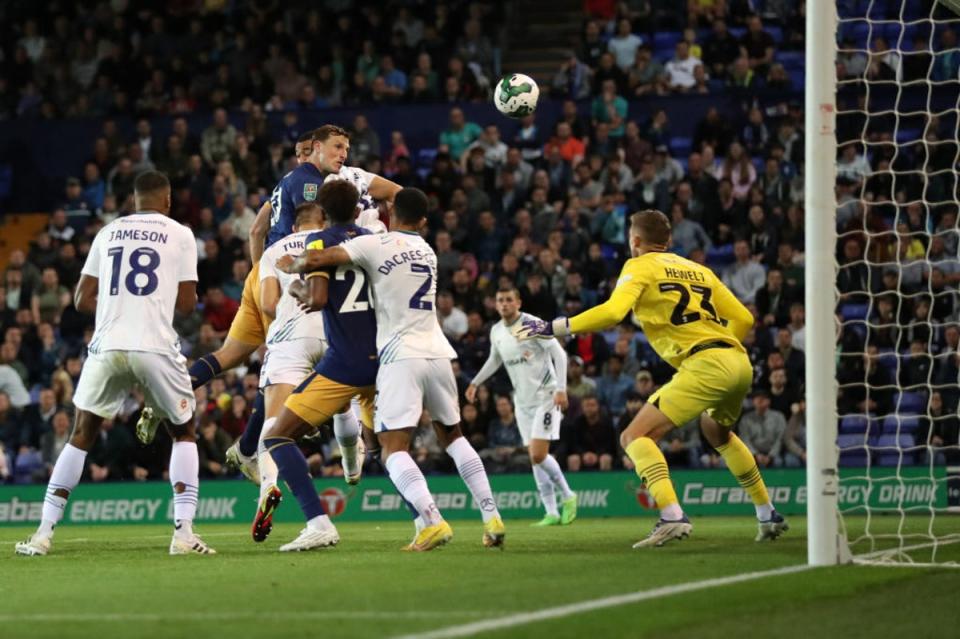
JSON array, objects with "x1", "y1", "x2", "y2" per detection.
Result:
[{"x1": 408, "y1": 263, "x2": 434, "y2": 311}]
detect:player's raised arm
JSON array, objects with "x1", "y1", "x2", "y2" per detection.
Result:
[
  {"x1": 249, "y1": 200, "x2": 272, "y2": 263},
  {"x1": 276, "y1": 245, "x2": 351, "y2": 274},
  {"x1": 368, "y1": 175, "x2": 402, "y2": 203},
  {"x1": 710, "y1": 276, "x2": 756, "y2": 343},
  {"x1": 515, "y1": 261, "x2": 646, "y2": 339}
]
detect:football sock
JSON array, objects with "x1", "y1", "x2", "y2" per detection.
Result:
[
  {"x1": 532, "y1": 463, "x2": 560, "y2": 517},
  {"x1": 716, "y1": 433, "x2": 774, "y2": 520},
  {"x1": 264, "y1": 436, "x2": 326, "y2": 520},
  {"x1": 237, "y1": 391, "x2": 265, "y2": 457},
  {"x1": 258, "y1": 417, "x2": 279, "y2": 497},
  {"x1": 170, "y1": 441, "x2": 199, "y2": 538},
  {"x1": 38, "y1": 443, "x2": 86, "y2": 537},
  {"x1": 626, "y1": 437, "x2": 683, "y2": 520},
  {"x1": 188, "y1": 354, "x2": 221, "y2": 390},
  {"x1": 445, "y1": 436, "x2": 499, "y2": 523},
  {"x1": 385, "y1": 468, "x2": 420, "y2": 521},
  {"x1": 385, "y1": 451, "x2": 442, "y2": 526},
  {"x1": 539, "y1": 454, "x2": 574, "y2": 500},
  {"x1": 333, "y1": 410, "x2": 360, "y2": 476}
]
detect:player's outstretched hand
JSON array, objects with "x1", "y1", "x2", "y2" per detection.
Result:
[
  {"x1": 276, "y1": 254, "x2": 296, "y2": 273},
  {"x1": 512, "y1": 317, "x2": 570, "y2": 340},
  {"x1": 464, "y1": 383, "x2": 478, "y2": 403}
]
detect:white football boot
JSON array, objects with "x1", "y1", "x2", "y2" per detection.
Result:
[
  {"x1": 135, "y1": 407, "x2": 162, "y2": 444},
  {"x1": 169, "y1": 533, "x2": 217, "y2": 555},
  {"x1": 225, "y1": 441, "x2": 260, "y2": 484},
  {"x1": 15, "y1": 533, "x2": 52, "y2": 556},
  {"x1": 279, "y1": 526, "x2": 340, "y2": 552}
]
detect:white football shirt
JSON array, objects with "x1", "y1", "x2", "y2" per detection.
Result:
[
  {"x1": 325, "y1": 166, "x2": 377, "y2": 211},
  {"x1": 475, "y1": 313, "x2": 567, "y2": 407},
  {"x1": 341, "y1": 231, "x2": 456, "y2": 363},
  {"x1": 259, "y1": 230, "x2": 326, "y2": 345},
  {"x1": 83, "y1": 212, "x2": 197, "y2": 356}
]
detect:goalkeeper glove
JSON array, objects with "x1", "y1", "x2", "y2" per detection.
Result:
[{"x1": 512, "y1": 316, "x2": 571, "y2": 340}]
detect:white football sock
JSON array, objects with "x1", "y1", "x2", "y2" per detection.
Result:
[
  {"x1": 385, "y1": 452, "x2": 442, "y2": 526},
  {"x1": 258, "y1": 417, "x2": 280, "y2": 500},
  {"x1": 532, "y1": 463, "x2": 560, "y2": 517},
  {"x1": 169, "y1": 441, "x2": 199, "y2": 538},
  {"x1": 756, "y1": 502, "x2": 774, "y2": 521},
  {"x1": 539, "y1": 454, "x2": 574, "y2": 500},
  {"x1": 39, "y1": 443, "x2": 86, "y2": 537},
  {"x1": 333, "y1": 410, "x2": 360, "y2": 476},
  {"x1": 446, "y1": 436, "x2": 499, "y2": 523},
  {"x1": 661, "y1": 503, "x2": 684, "y2": 521},
  {"x1": 307, "y1": 514, "x2": 335, "y2": 532}
]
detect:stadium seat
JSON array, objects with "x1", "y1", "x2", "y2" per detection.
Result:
[
  {"x1": 653, "y1": 31, "x2": 683, "y2": 50},
  {"x1": 766, "y1": 26, "x2": 783, "y2": 43},
  {"x1": 706, "y1": 243, "x2": 735, "y2": 266},
  {"x1": 895, "y1": 128, "x2": 922, "y2": 144},
  {"x1": 417, "y1": 148, "x2": 437, "y2": 167},
  {"x1": 788, "y1": 70, "x2": 805, "y2": 89},
  {"x1": 881, "y1": 415, "x2": 920, "y2": 434},
  {"x1": 840, "y1": 415, "x2": 870, "y2": 434},
  {"x1": 838, "y1": 433, "x2": 870, "y2": 466},
  {"x1": 669, "y1": 137, "x2": 692, "y2": 157},
  {"x1": 777, "y1": 51, "x2": 804, "y2": 69},
  {"x1": 873, "y1": 433, "x2": 914, "y2": 467},
  {"x1": 840, "y1": 303, "x2": 869, "y2": 321},
  {"x1": 895, "y1": 391, "x2": 927, "y2": 414}
]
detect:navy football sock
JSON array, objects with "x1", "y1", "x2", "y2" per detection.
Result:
[
  {"x1": 237, "y1": 392, "x2": 265, "y2": 457},
  {"x1": 264, "y1": 437, "x2": 325, "y2": 520},
  {"x1": 188, "y1": 354, "x2": 222, "y2": 390}
]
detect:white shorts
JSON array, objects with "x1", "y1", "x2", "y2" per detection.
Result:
[
  {"x1": 74, "y1": 350, "x2": 195, "y2": 425},
  {"x1": 259, "y1": 337, "x2": 326, "y2": 388},
  {"x1": 515, "y1": 400, "x2": 562, "y2": 446},
  {"x1": 375, "y1": 358, "x2": 460, "y2": 431}
]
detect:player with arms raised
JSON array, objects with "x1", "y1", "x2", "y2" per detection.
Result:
[
  {"x1": 16, "y1": 172, "x2": 214, "y2": 556},
  {"x1": 517, "y1": 210, "x2": 788, "y2": 547},
  {"x1": 466, "y1": 286, "x2": 578, "y2": 527},
  {"x1": 278, "y1": 187, "x2": 506, "y2": 550}
]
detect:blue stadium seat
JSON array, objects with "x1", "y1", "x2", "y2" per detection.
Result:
[
  {"x1": 788, "y1": 70, "x2": 805, "y2": 89},
  {"x1": 417, "y1": 148, "x2": 437, "y2": 167},
  {"x1": 873, "y1": 434, "x2": 914, "y2": 467},
  {"x1": 895, "y1": 391, "x2": 927, "y2": 414},
  {"x1": 766, "y1": 26, "x2": 783, "y2": 43},
  {"x1": 705, "y1": 243, "x2": 735, "y2": 266},
  {"x1": 882, "y1": 415, "x2": 920, "y2": 435},
  {"x1": 895, "y1": 128, "x2": 922, "y2": 144},
  {"x1": 777, "y1": 51, "x2": 804, "y2": 69},
  {"x1": 730, "y1": 27, "x2": 746, "y2": 39},
  {"x1": 840, "y1": 415, "x2": 870, "y2": 434},
  {"x1": 669, "y1": 137, "x2": 692, "y2": 157},
  {"x1": 838, "y1": 433, "x2": 869, "y2": 466},
  {"x1": 840, "y1": 303, "x2": 869, "y2": 321},
  {"x1": 653, "y1": 31, "x2": 683, "y2": 50}
]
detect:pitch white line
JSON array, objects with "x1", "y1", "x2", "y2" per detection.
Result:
[
  {"x1": 391, "y1": 564, "x2": 813, "y2": 639},
  {"x1": 0, "y1": 611, "x2": 491, "y2": 623}
]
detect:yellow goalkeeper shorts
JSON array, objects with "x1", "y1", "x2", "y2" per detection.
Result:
[
  {"x1": 285, "y1": 372, "x2": 376, "y2": 431},
  {"x1": 648, "y1": 347, "x2": 753, "y2": 428},
  {"x1": 226, "y1": 263, "x2": 272, "y2": 346}
]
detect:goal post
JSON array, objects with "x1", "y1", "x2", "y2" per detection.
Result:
[{"x1": 805, "y1": 0, "x2": 841, "y2": 567}]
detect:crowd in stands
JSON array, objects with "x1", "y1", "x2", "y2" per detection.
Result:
[{"x1": 1, "y1": 0, "x2": 958, "y2": 484}]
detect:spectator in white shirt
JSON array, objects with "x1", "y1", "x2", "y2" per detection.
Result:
[
  {"x1": 608, "y1": 18, "x2": 644, "y2": 71},
  {"x1": 723, "y1": 239, "x2": 767, "y2": 304},
  {"x1": 226, "y1": 195, "x2": 257, "y2": 239},
  {"x1": 437, "y1": 290, "x2": 468, "y2": 340},
  {"x1": 836, "y1": 143, "x2": 872, "y2": 186},
  {"x1": 665, "y1": 41, "x2": 703, "y2": 91}
]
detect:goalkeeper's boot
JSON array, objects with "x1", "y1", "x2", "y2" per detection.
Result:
[
  {"x1": 482, "y1": 516, "x2": 506, "y2": 549},
  {"x1": 561, "y1": 493, "x2": 578, "y2": 525},
  {"x1": 15, "y1": 533, "x2": 52, "y2": 556},
  {"x1": 410, "y1": 520, "x2": 454, "y2": 552},
  {"x1": 169, "y1": 533, "x2": 216, "y2": 555},
  {"x1": 531, "y1": 514, "x2": 562, "y2": 527},
  {"x1": 756, "y1": 511, "x2": 790, "y2": 542},
  {"x1": 632, "y1": 515, "x2": 693, "y2": 548},
  {"x1": 342, "y1": 437, "x2": 366, "y2": 486},
  {"x1": 251, "y1": 485, "x2": 283, "y2": 543},
  {"x1": 225, "y1": 442, "x2": 260, "y2": 484},
  {"x1": 135, "y1": 407, "x2": 162, "y2": 444},
  {"x1": 279, "y1": 525, "x2": 340, "y2": 552}
]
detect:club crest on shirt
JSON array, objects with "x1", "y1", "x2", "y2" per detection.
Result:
[{"x1": 303, "y1": 183, "x2": 318, "y2": 201}]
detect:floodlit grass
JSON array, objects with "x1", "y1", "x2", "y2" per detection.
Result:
[{"x1": 3, "y1": 516, "x2": 958, "y2": 638}]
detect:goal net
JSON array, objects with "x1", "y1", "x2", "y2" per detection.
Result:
[{"x1": 826, "y1": 0, "x2": 960, "y2": 566}]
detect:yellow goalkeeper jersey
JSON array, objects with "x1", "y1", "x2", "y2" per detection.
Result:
[{"x1": 568, "y1": 251, "x2": 753, "y2": 369}]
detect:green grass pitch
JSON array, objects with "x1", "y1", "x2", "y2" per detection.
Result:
[{"x1": 3, "y1": 516, "x2": 959, "y2": 639}]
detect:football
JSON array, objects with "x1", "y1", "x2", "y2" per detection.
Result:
[{"x1": 493, "y1": 73, "x2": 539, "y2": 118}]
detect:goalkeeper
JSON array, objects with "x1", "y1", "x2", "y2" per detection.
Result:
[{"x1": 516, "y1": 210, "x2": 788, "y2": 548}]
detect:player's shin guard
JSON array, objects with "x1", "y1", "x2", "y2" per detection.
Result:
[
  {"x1": 532, "y1": 463, "x2": 560, "y2": 517},
  {"x1": 170, "y1": 441, "x2": 200, "y2": 537},
  {"x1": 263, "y1": 437, "x2": 327, "y2": 522},
  {"x1": 38, "y1": 444, "x2": 87, "y2": 537},
  {"x1": 385, "y1": 451, "x2": 442, "y2": 526},
  {"x1": 237, "y1": 391, "x2": 265, "y2": 457},
  {"x1": 188, "y1": 354, "x2": 222, "y2": 390},
  {"x1": 716, "y1": 433, "x2": 774, "y2": 520},
  {"x1": 445, "y1": 437, "x2": 499, "y2": 523},
  {"x1": 626, "y1": 437, "x2": 683, "y2": 520},
  {"x1": 258, "y1": 417, "x2": 280, "y2": 495}
]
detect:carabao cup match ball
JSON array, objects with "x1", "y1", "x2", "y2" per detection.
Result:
[{"x1": 494, "y1": 73, "x2": 539, "y2": 118}]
